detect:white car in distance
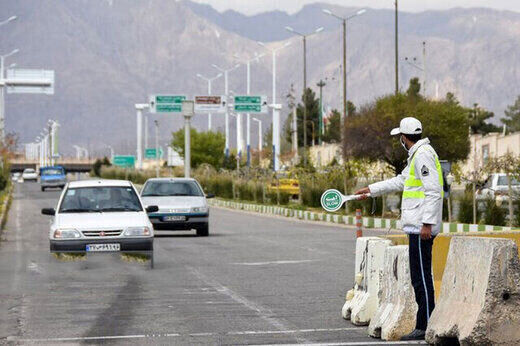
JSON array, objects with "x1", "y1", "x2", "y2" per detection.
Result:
[
  {"x1": 141, "y1": 178, "x2": 213, "y2": 236},
  {"x1": 22, "y1": 168, "x2": 38, "y2": 182},
  {"x1": 41, "y1": 180, "x2": 159, "y2": 268}
]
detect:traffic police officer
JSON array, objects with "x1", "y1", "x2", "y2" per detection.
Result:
[{"x1": 355, "y1": 117, "x2": 443, "y2": 341}]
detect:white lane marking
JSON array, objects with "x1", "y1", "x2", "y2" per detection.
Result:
[
  {"x1": 27, "y1": 261, "x2": 41, "y2": 274},
  {"x1": 8, "y1": 327, "x2": 364, "y2": 343},
  {"x1": 232, "y1": 260, "x2": 317, "y2": 266},
  {"x1": 254, "y1": 342, "x2": 426, "y2": 346},
  {"x1": 188, "y1": 267, "x2": 311, "y2": 343}
]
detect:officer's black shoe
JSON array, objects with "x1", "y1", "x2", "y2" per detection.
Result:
[{"x1": 401, "y1": 329, "x2": 426, "y2": 340}]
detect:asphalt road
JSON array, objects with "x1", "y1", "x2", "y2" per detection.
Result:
[{"x1": 0, "y1": 182, "x2": 420, "y2": 345}]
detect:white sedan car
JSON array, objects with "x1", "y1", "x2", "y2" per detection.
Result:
[
  {"x1": 22, "y1": 168, "x2": 38, "y2": 182},
  {"x1": 141, "y1": 178, "x2": 213, "y2": 236},
  {"x1": 41, "y1": 180, "x2": 158, "y2": 267}
]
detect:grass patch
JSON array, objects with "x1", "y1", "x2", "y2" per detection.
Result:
[
  {"x1": 121, "y1": 253, "x2": 150, "y2": 263},
  {"x1": 52, "y1": 253, "x2": 87, "y2": 261}
]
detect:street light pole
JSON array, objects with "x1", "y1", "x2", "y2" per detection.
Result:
[
  {"x1": 196, "y1": 73, "x2": 223, "y2": 131},
  {"x1": 211, "y1": 63, "x2": 240, "y2": 158},
  {"x1": 257, "y1": 41, "x2": 291, "y2": 171},
  {"x1": 135, "y1": 103, "x2": 149, "y2": 170},
  {"x1": 253, "y1": 118, "x2": 262, "y2": 164},
  {"x1": 154, "y1": 120, "x2": 159, "y2": 178},
  {"x1": 322, "y1": 8, "x2": 366, "y2": 159},
  {"x1": 285, "y1": 26, "x2": 324, "y2": 167},
  {"x1": 182, "y1": 100, "x2": 194, "y2": 178},
  {"x1": 233, "y1": 53, "x2": 263, "y2": 167},
  {"x1": 0, "y1": 48, "x2": 19, "y2": 142}
]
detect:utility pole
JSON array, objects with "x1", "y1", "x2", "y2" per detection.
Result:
[
  {"x1": 286, "y1": 26, "x2": 324, "y2": 167},
  {"x1": 395, "y1": 0, "x2": 399, "y2": 95},
  {"x1": 422, "y1": 41, "x2": 427, "y2": 97},
  {"x1": 154, "y1": 120, "x2": 159, "y2": 178},
  {"x1": 317, "y1": 80, "x2": 326, "y2": 145}
]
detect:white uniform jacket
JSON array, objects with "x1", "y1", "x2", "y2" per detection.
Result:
[{"x1": 368, "y1": 138, "x2": 443, "y2": 235}]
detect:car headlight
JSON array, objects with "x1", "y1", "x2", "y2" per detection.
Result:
[
  {"x1": 191, "y1": 207, "x2": 208, "y2": 213},
  {"x1": 123, "y1": 227, "x2": 151, "y2": 237},
  {"x1": 53, "y1": 229, "x2": 81, "y2": 239}
]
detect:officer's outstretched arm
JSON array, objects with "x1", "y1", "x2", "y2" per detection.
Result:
[
  {"x1": 368, "y1": 174, "x2": 405, "y2": 197},
  {"x1": 416, "y1": 151, "x2": 442, "y2": 225}
]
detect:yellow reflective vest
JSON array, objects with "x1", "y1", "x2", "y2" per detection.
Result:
[{"x1": 369, "y1": 138, "x2": 444, "y2": 235}]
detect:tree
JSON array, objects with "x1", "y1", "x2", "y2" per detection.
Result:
[
  {"x1": 171, "y1": 129, "x2": 225, "y2": 169},
  {"x1": 344, "y1": 80, "x2": 470, "y2": 174},
  {"x1": 406, "y1": 77, "x2": 423, "y2": 103},
  {"x1": 323, "y1": 109, "x2": 341, "y2": 143},
  {"x1": 468, "y1": 103, "x2": 500, "y2": 134},
  {"x1": 502, "y1": 95, "x2": 520, "y2": 132},
  {"x1": 284, "y1": 88, "x2": 320, "y2": 147}
]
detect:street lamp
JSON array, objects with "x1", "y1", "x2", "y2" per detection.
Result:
[
  {"x1": 0, "y1": 16, "x2": 17, "y2": 27},
  {"x1": 0, "y1": 48, "x2": 19, "y2": 78},
  {"x1": 252, "y1": 117, "x2": 262, "y2": 163},
  {"x1": 285, "y1": 26, "x2": 323, "y2": 166},
  {"x1": 233, "y1": 52, "x2": 264, "y2": 167},
  {"x1": 322, "y1": 8, "x2": 365, "y2": 158},
  {"x1": 211, "y1": 63, "x2": 241, "y2": 158},
  {"x1": 257, "y1": 40, "x2": 291, "y2": 171},
  {"x1": 196, "y1": 72, "x2": 223, "y2": 131}
]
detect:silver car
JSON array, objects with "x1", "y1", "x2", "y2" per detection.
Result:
[{"x1": 140, "y1": 178, "x2": 214, "y2": 236}]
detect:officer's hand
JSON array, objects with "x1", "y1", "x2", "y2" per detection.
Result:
[
  {"x1": 354, "y1": 187, "x2": 370, "y2": 200},
  {"x1": 355, "y1": 187, "x2": 370, "y2": 195},
  {"x1": 420, "y1": 224, "x2": 432, "y2": 240}
]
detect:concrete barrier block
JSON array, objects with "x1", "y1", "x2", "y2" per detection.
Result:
[
  {"x1": 342, "y1": 237, "x2": 392, "y2": 325},
  {"x1": 368, "y1": 245, "x2": 417, "y2": 340},
  {"x1": 426, "y1": 237, "x2": 520, "y2": 345}
]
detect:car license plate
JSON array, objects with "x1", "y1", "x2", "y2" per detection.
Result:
[
  {"x1": 86, "y1": 243, "x2": 120, "y2": 252},
  {"x1": 164, "y1": 215, "x2": 186, "y2": 222}
]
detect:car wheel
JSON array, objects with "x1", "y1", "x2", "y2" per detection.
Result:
[
  {"x1": 41, "y1": 187, "x2": 45, "y2": 192},
  {"x1": 196, "y1": 224, "x2": 209, "y2": 237}
]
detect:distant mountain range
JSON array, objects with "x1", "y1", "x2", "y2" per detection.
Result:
[{"x1": 1, "y1": 0, "x2": 519, "y2": 155}]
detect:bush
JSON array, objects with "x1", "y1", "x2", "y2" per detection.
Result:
[{"x1": 483, "y1": 198, "x2": 506, "y2": 226}]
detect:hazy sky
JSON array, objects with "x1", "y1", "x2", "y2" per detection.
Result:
[{"x1": 191, "y1": 0, "x2": 519, "y2": 15}]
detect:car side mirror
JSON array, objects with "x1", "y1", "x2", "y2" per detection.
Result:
[
  {"x1": 41, "y1": 208, "x2": 55, "y2": 216},
  {"x1": 206, "y1": 193, "x2": 215, "y2": 199},
  {"x1": 146, "y1": 205, "x2": 159, "y2": 213}
]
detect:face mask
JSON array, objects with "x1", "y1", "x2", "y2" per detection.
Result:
[{"x1": 400, "y1": 136, "x2": 409, "y2": 152}]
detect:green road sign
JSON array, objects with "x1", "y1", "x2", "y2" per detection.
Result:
[
  {"x1": 149, "y1": 95, "x2": 186, "y2": 113},
  {"x1": 156, "y1": 95, "x2": 185, "y2": 104},
  {"x1": 233, "y1": 95, "x2": 267, "y2": 114},
  {"x1": 157, "y1": 104, "x2": 182, "y2": 113},
  {"x1": 113, "y1": 155, "x2": 135, "y2": 168},
  {"x1": 235, "y1": 96, "x2": 261, "y2": 104},
  {"x1": 321, "y1": 189, "x2": 343, "y2": 212},
  {"x1": 234, "y1": 104, "x2": 262, "y2": 112},
  {"x1": 145, "y1": 148, "x2": 164, "y2": 159}
]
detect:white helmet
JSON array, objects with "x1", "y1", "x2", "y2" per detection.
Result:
[{"x1": 390, "y1": 117, "x2": 422, "y2": 136}]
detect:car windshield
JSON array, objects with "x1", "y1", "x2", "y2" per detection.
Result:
[
  {"x1": 141, "y1": 181, "x2": 203, "y2": 197},
  {"x1": 59, "y1": 186, "x2": 143, "y2": 213},
  {"x1": 497, "y1": 176, "x2": 520, "y2": 186},
  {"x1": 42, "y1": 169, "x2": 63, "y2": 175}
]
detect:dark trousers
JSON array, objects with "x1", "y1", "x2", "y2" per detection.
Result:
[{"x1": 408, "y1": 234, "x2": 435, "y2": 331}]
